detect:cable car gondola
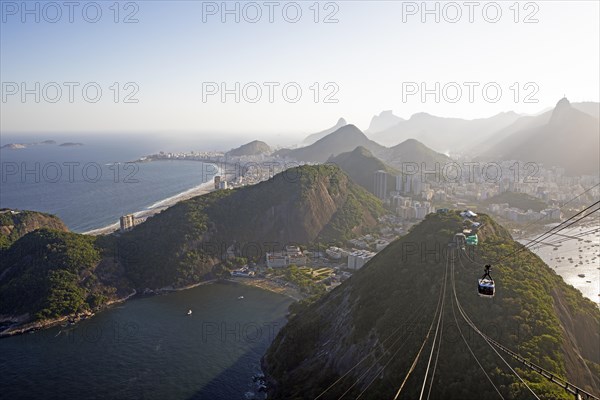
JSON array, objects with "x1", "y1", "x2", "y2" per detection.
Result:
[
  {"x1": 466, "y1": 234, "x2": 478, "y2": 246},
  {"x1": 478, "y1": 264, "x2": 495, "y2": 298}
]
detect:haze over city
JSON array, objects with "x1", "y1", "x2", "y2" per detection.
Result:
[{"x1": 1, "y1": 1, "x2": 599, "y2": 138}]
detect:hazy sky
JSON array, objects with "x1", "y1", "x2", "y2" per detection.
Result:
[{"x1": 1, "y1": 0, "x2": 599, "y2": 138}]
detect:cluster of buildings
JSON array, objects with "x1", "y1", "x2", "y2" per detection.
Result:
[
  {"x1": 138, "y1": 150, "x2": 225, "y2": 161},
  {"x1": 325, "y1": 246, "x2": 350, "y2": 260},
  {"x1": 265, "y1": 245, "x2": 308, "y2": 268},
  {"x1": 142, "y1": 150, "x2": 300, "y2": 192},
  {"x1": 391, "y1": 196, "x2": 435, "y2": 221},
  {"x1": 263, "y1": 239, "x2": 385, "y2": 272},
  {"x1": 373, "y1": 161, "x2": 599, "y2": 227},
  {"x1": 348, "y1": 234, "x2": 391, "y2": 251},
  {"x1": 374, "y1": 170, "x2": 428, "y2": 201},
  {"x1": 323, "y1": 233, "x2": 390, "y2": 270},
  {"x1": 322, "y1": 246, "x2": 378, "y2": 270}
]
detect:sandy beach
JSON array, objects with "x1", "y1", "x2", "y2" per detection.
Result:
[
  {"x1": 84, "y1": 184, "x2": 215, "y2": 236},
  {"x1": 82, "y1": 160, "x2": 236, "y2": 236},
  {"x1": 227, "y1": 277, "x2": 305, "y2": 301}
]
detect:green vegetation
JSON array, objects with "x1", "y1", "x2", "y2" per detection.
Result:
[
  {"x1": 0, "y1": 229, "x2": 102, "y2": 320},
  {"x1": 328, "y1": 146, "x2": 399, "y2": 194},
  {"x1": 482, "y1": 191, "x2": 547, "y2": 212},
  {"x1": 227, "y1": 140, "x2": 271, "y2": 156},
  {"x1": 272, "y1": 265, "x2": 327, "y2": 296},
  {"x1": 117, "y1": 190, "x2": 226, "y2": 288},
  {"x1": 264, "y1": 211, "x2": 600, "y2": 399},
  {"x1": 1, "y1": 165, "x2": 384, "y2": 329},
  {"x1": 0, "y1": 210, "x2": 68, "y2": 251},
  {"x1": 119, "y1": 164, "x2": 382, "y2": 289}
]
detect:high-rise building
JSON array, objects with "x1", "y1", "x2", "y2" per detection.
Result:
[
  {"x1": 412, "y1": 176, "x2": 422, "y2": 196},
  {"x1": 120, "y1": 214, "x2": 135, "y2": 232},
  {"x1": 374, "y1": 170, "x2": 388, "y2": 200},
  {"x1": 347, "y1": 250, "x2": 375, "y2": 270},
  {"x1": 395, "y1": 175, "x2": 403, "y2": 192},
  {"x1": 403, "y1": 175, "x2": 412, "y2": 194},
  {"x1": 214, "y1": 175, "x2": 221, "y2": 189}
]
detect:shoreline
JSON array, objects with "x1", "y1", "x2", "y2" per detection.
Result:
[
  {"x1": 224, "y1": 277, "x2": 306, "y2": 302},
  {"x1": 0, "y1": 277, "x2": 302, "y2": 338},
  {"x1": 0, "y1": 289, "x2": 138, "y2": 338},
  {"x1": 83, "y1": 163, "x2": 226, "y2": 236},
  {"x1": 83, "y1": 184, "x2": 215, "y2": 236}
]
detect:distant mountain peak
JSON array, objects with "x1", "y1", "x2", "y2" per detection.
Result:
[
  {"x1": 352, "y1": 145, "x2": 370, "y2": 153},
  {"x1": 227, "y1": 140, "x2": 271, "y2": 157},
  {"x1": 556, "y1": 96, "x2": 571, "y2": 108},
  {"x1": 550, "y1": 97, "x2": 573, "y2": 124},
  {"x1": 281, "y1": 125, "x2": 385, "y2": 163},
  {"x1": 302, "y1": 118, "x2": 348, "y2": 145},
  {"x1": 366, "y1": 110, "x2": 403, "y2": 134},
  {"x1": 410, "y1": 112, "x2": 433, "y2": 120}
]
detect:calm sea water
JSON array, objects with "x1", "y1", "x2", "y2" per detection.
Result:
[
  {"x1": 0, "y1": 282, "x2": 292, "y2": 400},
  {"x1": 0, "y1": 135, "x2": 217, "y2": 232},
  {"x1": 0, "y1": 135, "x2": 293, "y2": 399},
  {"x1": 523, "y1": 225, "x2": 600, "y2": 305}
]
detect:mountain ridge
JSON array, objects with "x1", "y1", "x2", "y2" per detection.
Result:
[
  {"x1": 278, "y1": 124, "x2": 386, "y2": 163},
  {"x1": 327, "y1": 146, "x2": 399, "y2": 195},
  {"x1": 226, "y1": 140, "x2": 271, "y2": 157},
  {"x1": 0, "y1": 165, "x2": 384, "y2": 333},
  {"x1": 302, "y1": 118, "x2": 348, "y2": 146},
  {"x1": 480, "y1": 98, "x2": 600, "y2": 175},
  {"x1": 263, "y1": 211, "x2": 600, "y2": 399}
]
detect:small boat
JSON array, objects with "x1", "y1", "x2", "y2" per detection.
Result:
[
  {"x1": 187, "y1": 309, "x2": 192, "y2": 315},
  {"x1": 237, "y1": 296, "x2": 244, "y2": 300},
  {"x1": 578, "y1": 274, "x2": 585, "y2": 278}
]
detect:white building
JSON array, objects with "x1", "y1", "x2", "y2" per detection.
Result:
[
  {"x1": 347, "y1": 250, "x2": 376, "y2": 270},
  {"x1": 120, "y1": 214, "x2": 135, "y2": 232},
  {"x1": 265, "y1": 246, "x2": 307, "y2": 268},
  {"x1": 231, "y1": 267, "x2": 255, "y2": 277},
  {"x1": 326, "y1": 246, "x2": 351, "y2": 260}
]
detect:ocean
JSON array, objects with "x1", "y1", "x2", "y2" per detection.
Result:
[
  {"x1": 0, "y1": 282, "x2": 292, "y2": 400},
  {"x1": 0, "y1": 134, "x2": 293, "y2": 399},
  {"x1": 0, "y1": 134, "x2": 218, "y2": 232},
  {"x1": 521, "y1": 225, "x2": 600, "y2": 306}
]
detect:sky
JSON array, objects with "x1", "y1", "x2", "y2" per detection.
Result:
[{"x1": 1, "y1": 0, "x2": 599, "y2": 141}]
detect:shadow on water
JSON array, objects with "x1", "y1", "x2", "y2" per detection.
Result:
[{"x1": 186, "y1": 344, "x2": 269, "y2": 400}]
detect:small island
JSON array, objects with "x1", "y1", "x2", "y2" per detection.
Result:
[
  {"x1": 0, "y1": 144, "x2": 27, "y2": 150},
  {"x1": 59, "y1": 142, "x2": 84, "y2": 147},
  {"x1": 1, "y1": 140, "x2": 58, "y2": 150}
]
